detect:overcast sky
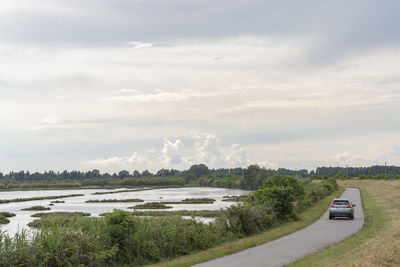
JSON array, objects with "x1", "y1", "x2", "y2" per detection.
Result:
[{"x1": 1, "y1": 0, "x2": 400, "y2": 173}]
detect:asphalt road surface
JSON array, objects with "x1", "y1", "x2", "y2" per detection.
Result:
[{"x1": 194, "y1": 188, "x2": 364, "y2": 267}]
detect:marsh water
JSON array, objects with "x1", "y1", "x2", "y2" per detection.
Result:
[{"x1": 0, "y1": 187, "x2": 251, "y2": 236}]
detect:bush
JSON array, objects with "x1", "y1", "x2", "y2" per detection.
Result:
[
  {"x1": 222, "y1": 203, "x2": 274, "y2": 235},
  {"x1": 247, "y1": 175, "x2": 305, "y2": 219},
  {"x1": 102, "y1": 210, "x2": 138, "y2": 263},
  {"x1": 0, "y1": 214, "x2": 10, "y2": 224}
]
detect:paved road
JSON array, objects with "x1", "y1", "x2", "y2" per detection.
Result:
[{"x1": 194, "y1": 188, "x2": 364, "y2": 267}]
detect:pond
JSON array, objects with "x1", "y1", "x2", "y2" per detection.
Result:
[{"x1": 0, "y1": 187, "x2": 251, "y2": 236}]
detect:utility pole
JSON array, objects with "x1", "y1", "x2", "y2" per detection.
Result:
[{"x1": 385, "y1": 161, "x2": 387, "y2": 175}]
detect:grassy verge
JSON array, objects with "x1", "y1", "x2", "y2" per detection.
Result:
[
  {"x1": 289, "y1": 179, "x2": 399, "y2": 267},
  {"x1": 148, "y1": 187, "x2": 344, "y2": 267}
]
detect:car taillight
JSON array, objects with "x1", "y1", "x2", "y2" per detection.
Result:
[
  {"x1": 330, "y1": 205, "x2": 335, "y2": 208},
  {"x1": 346, "y1": 205, "x2": 352, "y2": 208}
]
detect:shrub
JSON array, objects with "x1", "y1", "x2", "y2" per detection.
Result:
[
  {"x1": 102, "y1": 210, "x2": 138, "y2": 263},
  {"x1": 222, "y1": 203, "x2": 274, "y2": 235}
]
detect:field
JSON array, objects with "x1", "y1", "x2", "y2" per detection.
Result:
[{"x1": 290, "y1": 179, "x2": 400, "y2": 266}]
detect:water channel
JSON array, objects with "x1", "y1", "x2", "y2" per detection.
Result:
[{"x1": 0, "y1": 187, "x2": 251, "y2": 236}]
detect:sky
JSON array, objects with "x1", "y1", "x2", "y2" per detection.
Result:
[{"x1": 1, "y1": 0, "x2": 400, "y2": 173}]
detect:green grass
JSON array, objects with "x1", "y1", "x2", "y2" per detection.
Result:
[
  {"x1": 21, "y1": 205, "x2": 51, "y2": 211},
  {"x1": 85, "y1": 198, "x2": 144, "y2": 203},
  {"x1": 28, "y1": 212, "x2": 94, "y2": 228},
  {"x1": 159, "y1": 198, "x2": 216, "y2": 204},
  {"x1": 288, "y1": 186, "x2": 387, "y2": 267},
  {"x1": 0, "y1": 194, "x2": 84, "y2": 204},
  {"x1": 91, "y1": 188, "x2": 152, "y2": 195},
  {"x1": 126, "y1": 210, "x2": 222, "y2": 218},
  {"x1": 31, "y1": 212, "x2": 91, "y2": 218},
  {"x1": 0, "y1": 212, "x2": 16, "y2": 218},
  {"x1": 148, "y1": 188, "x2": 344, "y2": 267},
  {"x1": 0, "y1": 215, "x2": 10, "y2": 224},
  {"x1": 222, "y1": 195, "x2": 248, "y2": 202},
  {"x1": 129, "y1": 203, "x2": 173, "y2": 209}
]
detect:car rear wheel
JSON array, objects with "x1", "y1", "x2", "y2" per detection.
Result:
[
  {"x1": 329, "y1": 214, "x2": 333, "y2": 220},
  {"x1": 350, "y1": 215, "x2": 354, "y2": 220}
]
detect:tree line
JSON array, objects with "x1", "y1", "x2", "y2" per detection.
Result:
[{"x1": 1, "y1": 164, "x2": 399, "y2": 190}]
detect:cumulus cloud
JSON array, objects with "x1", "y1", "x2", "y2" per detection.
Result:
[
  {"x1": 332, "y1": 152, "x2": 363, "y2": 163},
  {"x1": 332, "y1": 152, "x2": 350, "y2": 161},
  {"x1": 190, "y1": 132, "x2": 224, "y2": 166},
  {"x1": 83, "y1": 131, "x2": 251, "y2": 171},
  {"x1": 84, "y1": 152, "x2": 151, "y2": 167},
  {"x1": 257, "y1": 160, "x2": 279, "y2": 169},
  {"x1": 159, "y1": 138, "x2": 184, "y2": 166},
  {"x1": 225, "y1": 144, "x2": 250, "y2": 167}
]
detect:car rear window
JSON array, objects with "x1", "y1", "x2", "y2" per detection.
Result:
[{"x1": 332, "y1": 200, "x2": 350, "y2": 205}]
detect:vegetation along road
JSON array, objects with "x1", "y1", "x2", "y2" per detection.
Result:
[{"x1": 194, "y1": 188, "x2": 364, "y2": 267}]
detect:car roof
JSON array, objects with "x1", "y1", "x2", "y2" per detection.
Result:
[{"x1": 333, "y1": 198, "x2": 350, "y2": 201}]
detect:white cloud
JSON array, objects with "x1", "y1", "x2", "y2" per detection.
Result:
[
  {"x1": 126, "y1": 41, "x2": 153, "y2": 48},
  {"x1": 39, "y1": 115, "x2": 60, "y2": 125},
  {"x1": 82, "y1": 131, "x2": 251, "y2": 171},
  {"x1": 257, "y1": 160, "x2": 279, "y2": 169},
  {"x1": 332, "y1": 152, "x2": 350, "y2": 161},
  {"x1": 84, "y1": 152, "x2": 151, "y2": 167},
  {"x1": 120, "y1": 88, "x2": 139, "y2": 93},
  {"x1": 98, "y1": 89, "x2": 232, "y2": 103},
  {"x1": 225, "y1": 143, "x2": 250, "y2": 167},
  {"x1": 98, "y1": 92, "x2": 188, "y2": 103},
  {"x1": 190, "y1": 131, "x2": 224, "y2": 166},
  {"x1": 159, "y1": 138, "x2": 184, "y2": 166}
]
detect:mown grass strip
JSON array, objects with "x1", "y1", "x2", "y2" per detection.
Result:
[
  {"x1": 148, "y1": 188, "x2": 344, "y2": 267},
  {"x1": 287, "y1": 186, "x2": 387, "y2": 267},
  {"x1": 0, "y1": 194, "x2": 84, "y2": 204}
]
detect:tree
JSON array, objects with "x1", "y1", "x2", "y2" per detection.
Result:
[
  {"x1": 247, "y1": 175, "x2": 305, "y2": 219},
  {"x1": 118, "y1": 170, "x2": 130, "y2": 179},
  {"x1": 188, "y1": 164, "x2": 209, "y2": 178}
]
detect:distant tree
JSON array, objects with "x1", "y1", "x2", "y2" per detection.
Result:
[
  {"x1": 118, "y1": 170, "x2": 130, "y2": 179},
  {"x1": 188, "y1": 164, "x2": 209, "y2": 178},
  {"x1": 241, "y1": 165, "x2": 273, "y2": 190},
  {"x1": 141, "y1": 170, "x2": 153, "y2": 177}
]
